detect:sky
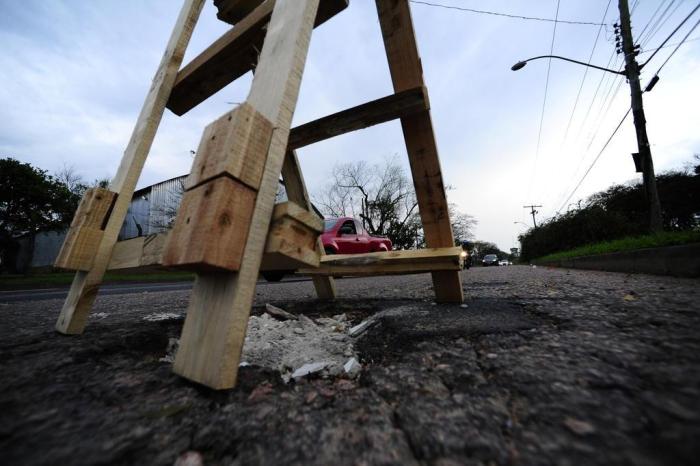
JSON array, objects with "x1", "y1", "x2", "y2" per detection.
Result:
[{"x1": 1, "y1": 0, "x2": 699, "y2": 251}]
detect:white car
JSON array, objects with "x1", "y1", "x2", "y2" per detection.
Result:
[{"x1": 498, "y1": 259, "x2": 510, "y2": 266}]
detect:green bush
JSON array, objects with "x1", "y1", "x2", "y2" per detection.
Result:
[{"x1": 520, "y1": 162, "x2": 700, "y2": 261}]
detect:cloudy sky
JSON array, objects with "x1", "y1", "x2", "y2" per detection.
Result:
[{"x1": 2, "y1": 0, "x2": 699, "y2": 251}]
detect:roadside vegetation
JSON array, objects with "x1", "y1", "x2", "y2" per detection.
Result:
[
  {"x1": 519, "y1": 156, "x2": 700, "y2": 262},
  {"x1": 537, "y1": 230, "x2": 700, "y2": 262}
]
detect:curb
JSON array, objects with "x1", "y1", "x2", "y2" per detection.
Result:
[{"x1": 535, "y1": 242, "x2": 700, "y2": 278}]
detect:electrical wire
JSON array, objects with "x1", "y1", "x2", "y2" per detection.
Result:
[
  {"x1": 641, "y1": 2, "x2": 700, "y2": 67},
  {"x1": 408, "y1": 0, "x2": 606, "y2": 26},
  {"x1": 639, "y1": 35, "x2": 700, "y2": 54},
  {"x1": 650, "y1": 17, "x2": 700, "y2": 75},
  {"x1": 557, "y1": 108, "x2": 632, "y2": 213},
  {"x1": 561, "y1": 0, "x2": 612, "y2": 143},
  {"x1": 528, "y1": 0, "x2": 561, "y2": 200},
  {"x1": 640, "y1": 1, "x2": 682, "y2": 48}
]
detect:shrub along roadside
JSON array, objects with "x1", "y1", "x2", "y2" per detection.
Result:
[
  {"x1": 536, "y1": 230, "x2": 700, "y2": 263},
  {"x1": 519, "y1": 159, "x2": 700, "y2": 261}
]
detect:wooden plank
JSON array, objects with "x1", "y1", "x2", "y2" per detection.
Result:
[
  {"x1": 281, "y1": 150, "x2": 336, "y2": 299},
  {"x1": 173, "y1": 0, "x2": 321, "y2": 389},
  {"x1": 107, "y1": 204, "x2": 319, "y2": 272},
  {"x1": 55, "y1": 0, "x2": 206, "y2": 334},
  {"x1": 299, "y1": 246, "x2": 463, "y2": 276},
  {"x1": 288, "y1": 86, "x2": 428, "y2": 149},
  {"x1": 187, "y1": 102, "x2": 273, "y2": 190},
  {"x1": 214, "y1": 0, "x2": 348, "y2": 27},
  {"x1": 166, "y1": 0, "x2": 348, "y2": 116},
  {"x1": 261, "y1": 201, "x2": 322, "y2": 270},
  {"x1": 376, "y1": 0, "x2": 463, "y2": 303},
  {"x1": 54, "y1": 188, "x2": 117, "y2": 271},
  {"x1": 161, "y1": 176, "x2": 257, "y2": 271}
]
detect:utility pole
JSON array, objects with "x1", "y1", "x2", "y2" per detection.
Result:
[
  {"x1": 523, "y1": 205, "x2": 542, "y2": 228},
  {"x1": 617, "y1": 0, "x2": 663, "y2": 232}
]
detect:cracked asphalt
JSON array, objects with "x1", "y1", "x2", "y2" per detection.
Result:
[{"x1": 1, "y1": 265, "x2": 699, "y2": 465}]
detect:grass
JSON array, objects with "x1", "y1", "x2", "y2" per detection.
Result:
[
  {"x1": 0, "y1": 271, "x2": 195, "y2": 290},
  {"x1": 536, "y1": 230, "x2": 700, "y2": 262}
]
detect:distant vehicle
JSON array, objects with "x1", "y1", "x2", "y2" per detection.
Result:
[
  {"x1": 482, "y1": 254, "x2": 499, "y2": 266},
  {"x1": 498, "y1": 259, "x2": 510, "y2": 266},
  {"x1": 321, "y1": 217, "x2": 392, "y2": 255},
  {"x1": 460, "y1": 241, "x2": 472, "y2": 269}
]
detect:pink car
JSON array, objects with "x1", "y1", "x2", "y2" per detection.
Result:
[{"x1": 321, "y1": 217, "x2": 392, "y2": 255}]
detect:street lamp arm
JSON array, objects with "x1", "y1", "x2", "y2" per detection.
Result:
[{"x1": 511, "y1": 55, "x2": 627, "y2": 75}]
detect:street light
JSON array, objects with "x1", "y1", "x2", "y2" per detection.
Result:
[
  {"x1": 510, "y1": 55, "x2": 627, "y2": 75},
  {"x1": 513, "y1": 221, "x2": 529, "y2": 228}
]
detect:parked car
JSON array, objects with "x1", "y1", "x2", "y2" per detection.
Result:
[
  {"x1": 482, "y1": 254, "x2": 499, "y2": 266},
  {"x1": 498, "y1": 259, "x2": 510, "y2": 266},
  {"x1": 261, "y1": 217, "x2": 392, "y2": 282},
  {"x1": 321, "y1": 217, "x2": 392, "y2": 254}
]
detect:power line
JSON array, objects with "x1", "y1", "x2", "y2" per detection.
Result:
[
  {"x1": 561, "y1": 0, "x2": 612, "y2": 143},
  {"x1": 408, "y1": 0, "x2": 606, "y2": 26},
  {"x1": 529, "y1": 0, "x2": 561, "y2": 199},
  {"x1": 641, "y1": 2, "x2": 700, "y2": 67},
  {"x1": 640, "y1": 0, "x2": 681, "y2": 47},
  {"x1": 639, "y1": 35, "x2": 700, "y2": 54},
  {"x1": 651, "y1": 17, "x2": 700, "y2": 75},
  {"x1": 637, "y1": 0, "x2": 672, "y2": 46},
  {"x1": 558, "y1": 108, "x2": 632, "y2": 213}
]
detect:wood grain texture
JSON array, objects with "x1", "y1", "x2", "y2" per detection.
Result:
[
  {"x1": 173, "y1": 0, "x2": 321, "y2": 389},
  {"x1": 55, "y1": 0, "x2": 206, "y2": 334},
  {"x1": 167, "y1": 0, "x2": 348, "y2": 116},
  {"x1": 376, "y1": 0, "x2": 463, "y2": 303},
  {"x1": 162, "y1": 176, "x2": 256, "y2": 271},
  {"x1": 261, "y1": 201, "x2": 322, "y2": 270},
  {"x1": 288, "y1": 86, "x2": 428, "y2": 149},
  {"x1": 187, "y1": 103, "x2": 273, "y2": 190},
  {"x1": 281, "y1": 150, "x2": 336, "y2": 298},
  {"x1": 54, "y1": 188, "x2": 117, "y2": 271},
  {"x1": 299, "y1": 246, "x2": 463, "y2": 276}
]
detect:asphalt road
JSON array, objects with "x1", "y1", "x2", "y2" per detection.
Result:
[
  {"x1": 0, "y1": 276, "x2": 312, "y2": 303},
  {"x1": 2, "y1": 266, "x2": 699, "y2": 465}
]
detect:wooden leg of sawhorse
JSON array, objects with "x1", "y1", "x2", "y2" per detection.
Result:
[
  {"x1": 282, "y1": 150, "x2": 336, "y2": 299},
  {"x1": 172, "y1": 0, "x2": 321, "y2": 389},
  {"x1": 376, "y1": 0, "x2": 463, "y2": 303},
  {"x1": 55, "y1": 0, "x2": 206, "y2": 334}
]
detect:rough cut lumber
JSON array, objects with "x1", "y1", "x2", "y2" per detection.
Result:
[
  {"x1": 299, "y1": 247, "x2": 463, "y2": 276},
  {"x1": 166, "y1": 0, "x2": 348, "y2": 116},
  {"x1": 281, "y1": 150, "x2": 336, "y2": 298},
  {"x1": 173, "y1": 0, "x2": 321, "y2": 389},
  {"x1": 54, "y1": 188, "x2": 117, "y2": 271},
  {"x1": 55, "y1": 0, "x2": 206, "y2": 334},
  {"x1": 108, "y1": 203, "x2": 320, "y2": 273},
  {"x1": 261, "y1": 201, "x2": 323, "y2": 270},
  {"x1": 287, "y1": 86, "x2": 429, "y2": 149},
  {"x1": 187, "y1": 102, "x2": 273, "y2": 190},
  {"x1": 214, "y1": 0, "x2": 348, "y2": 26},
  {"x1": 376, "y1": 0, "x2": 463, "y2": 303},
  {"x1": 161, "y1": 176, "x2": 256, "y2": 271}
]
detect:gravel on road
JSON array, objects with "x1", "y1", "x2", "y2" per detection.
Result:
[{"x1": 1, "y1": 265, "x2": 699, "y2": 465}]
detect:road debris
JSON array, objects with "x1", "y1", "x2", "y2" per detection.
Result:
[{"x1": 264, "y1": 303, "x2": 298, "y2": 320}]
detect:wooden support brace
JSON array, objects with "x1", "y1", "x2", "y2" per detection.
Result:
[
  {"x1": 54, "y1": 188, "x2": 118, "y2": 271},
  {"x1": 288, "y1": 86, "x2": 429, "y2": 149},
  {"x1": 55, "y1": 0, "x2": 205, "y2": 334},
  {"x1": 281, "y1": 150, "x2": 336, "y2": 299},
  {"x1": 214, "y1": 0, "x2": 347, "y2": 26},
  {"x1": 173, "y1": 0, "x2": 322, "y2": 389},
  {"x1": 261, "y1": 201, "x2": 323, "y2": 270},
  {"x1": 376, "y1": 0, "x2": 463, "y2": 303},
  {"x1": 299, "y1": 246, "x2": 463, "y2": 276},
  {"x1": 166, "y1": 0, "x2": 348, "y2": 116},
  {"x1": 161, "y1": 177, "x2": 257, "y2": 271}
]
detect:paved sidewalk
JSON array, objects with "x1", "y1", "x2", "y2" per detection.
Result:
[{"x1": 1, "y1": 266, "x2": 699, "y2": 465}]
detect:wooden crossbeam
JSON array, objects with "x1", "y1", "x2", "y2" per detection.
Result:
[
  {"x1": 376, "y1": 0, "x2": 463, "y2": 303},
  {"x1": 214, "y1": 0, "x2": 346, "y2": 26},
  {"x1": 287, "y1": 86, "x2": 429, "y2": 149},
  {"x1": 166, "y1": 0, "x2": 348, "y2": 116},
  {"x1": 299, "y1": 247, "x2": 463, "y2": 276}
]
